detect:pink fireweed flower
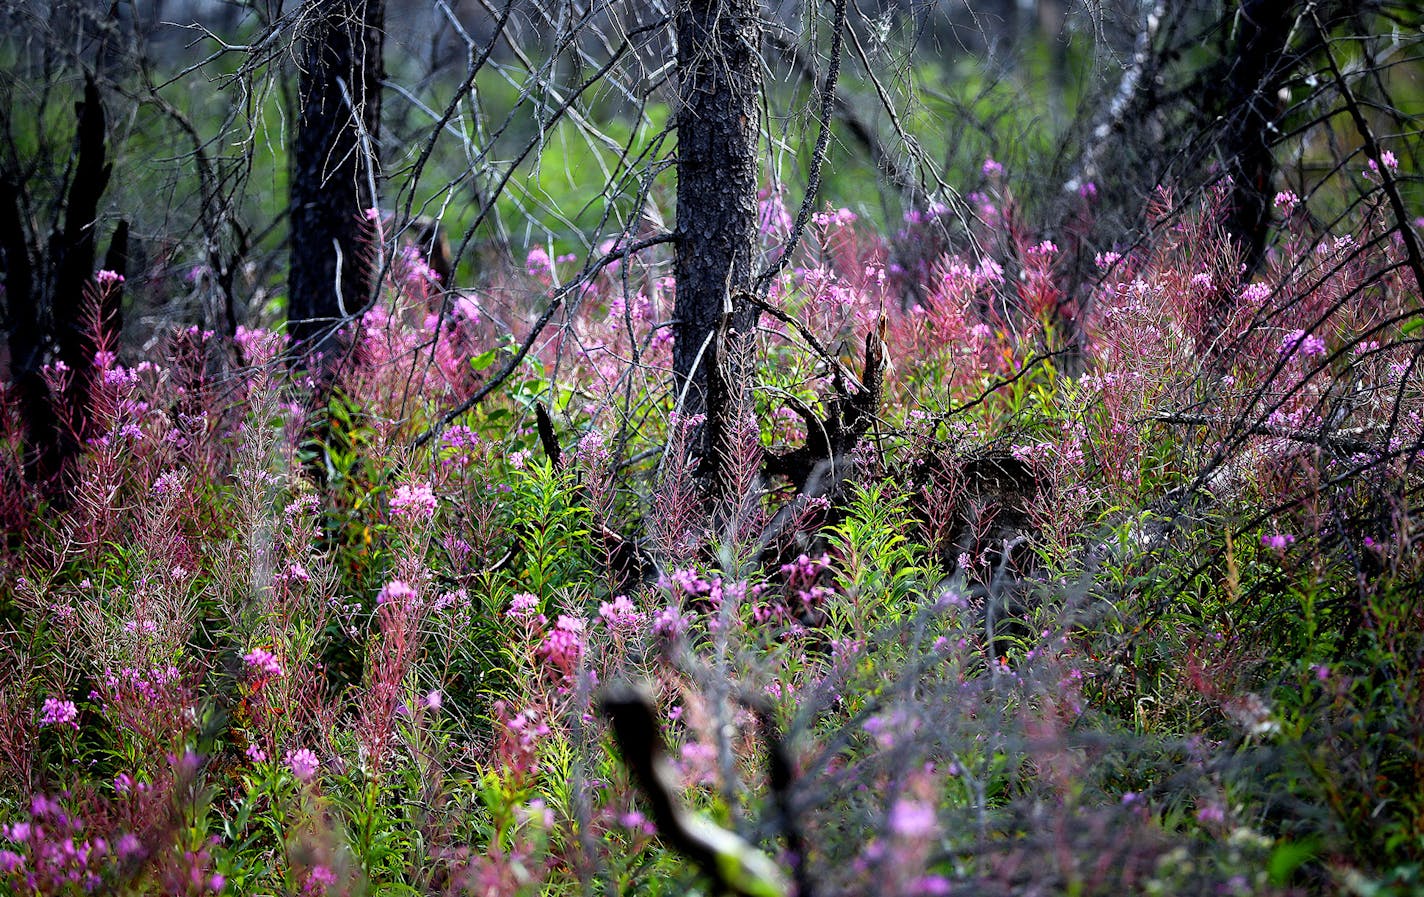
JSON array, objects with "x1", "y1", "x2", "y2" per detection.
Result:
[
  {"x1": 1279, "y1": 329, "x2": 1326, "y2": 358},
  {"x1": 39, "y1": 697, "x2": 79, "y2": 729},
  {"x1": 507, "y1": 592, "x2": 542, "y2": 621},
  {"x1": 652, "y1": 606, "x2": 688, "y2": 640},
  {"x1": 390, "y1": 482, "x2": 437, "y2": 520},
  {"x1": 305, "y1": 865, "x2": 339, "y2": 894},
  {"x1": 1262, "y1": 533, "x2": 1295, "y2": 551},
  {"x1": 376, "y1": 580, "x2": 417, "y2": 607},
  {"x1": 526, "y1": 246, "x2": 554, "y2": 279},
  {"x1": 888, "y1": 799, "x2": 938, "y2": 839},
  {"x1": 1367, "y1": 150, "x2": 1399, "y2": 173},
  {"x1": 243, "y1": 648, "x2": 284, "y2": 679},
  {"x1": 981, "y1": 157, "x2": 1004, "y2": 177},
  {"x1": 598, "y1": 595, "x2": 644, "y2": 630},
  {"x1": 1274, "y1": 190, "x2": 1299, "y2": 213},
  {"x1": 1241, "y1": 282, "x2": 1273, "y2": 304},
  {"x1": 95, "y1": 269, "x2": 124, "y2": 284},
  {"x1": 1196, "y1": 803, "x2": 1226, "y2": 825},
  {"x1": 811, "y1": 206, "x2": 857, "y2": 228},
  {"x1": 286, "y1": 748, "x2": 320, "y2": 782},
  {"x1": 538, "y1": 615, "x2": 586, "y2": 677}
]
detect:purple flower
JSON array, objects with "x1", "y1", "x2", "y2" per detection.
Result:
[
  {"x1": 286, "y1": 748, "x2": 320, "y2": 782},
  {"x1": 981, "y1": 157, "x2": 1003, "y2": 177},
  {"x1": 652, "y1": 606, "x2": 688, "y2": 640},
  {"x1": 376, "y1": 580, "x2": 418, "y2": 607},
  {"x1": 243, "y1": 648, "x2": 284, "y2": 679},
  {"x1": 1261, "y1": 533, "x2": 1295, "y2": 551},
  {"x1": 305, "y1": 865, "x2": 338, "y2": 894},
  {"x1": 507, "y1": 592, "x2": 543, "y2": 621},
  {"x1": 1367, "y1": 150, "x2": 1399, "y2": 173},
  {"x1": 1195, "y1": 803, "x2": 1226, "y2": 824},
  {"x1": 598, "y1": 595, "x2": 643, "y2": 630},
  {"x1": 390, "y1": 482, "x2": 438, "y2": 520},
  {"x1": 538, "y1": 615, "x2": 586, "y2": 675},
  {"x1": 526, "y1": 246, "x2": 554, "y2": 278},
  {"x1": 95, "y1": 269, "x2": 124, "y2": 285},
  {"x1": 1278, "y1": 329, "x2": 1326, "y2": 357},
  {"x1": 888, "y1": 799, "x2": 938, "y2": 838},
  {"x1": 39, "y1": 697, "x2": 79, "y2": 729}
]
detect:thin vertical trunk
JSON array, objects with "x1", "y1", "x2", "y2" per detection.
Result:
[
  {"x1": 672, "y1": 0, "x2": 762, "y2": 492},
  {"x1": 288, "y1": 0, "x2": 385, "y2": 370},
  {"x1": 1219, "y1": 0, "x2": 1297, "y2": 280}
]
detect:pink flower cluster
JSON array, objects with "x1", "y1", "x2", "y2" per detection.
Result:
[
  {"x1": 243, "y1": 648, "x2": 284, "y2": 680},
  {"x1": 1261, "y1": 533, "x2": 1295, "y2": 551},
  {"x1": 778, "y1": 553, "x2": 833, "y2": 609},
  {"x1": 0, "y1": 795, "x2": 117, "y2": 893},
  {"x1": 1366, "y1": 149, "x2": 1399, "y2": 174},
  {"x1": 376, "y1": 580, "x2": 418, "y2": 607},
  {"x1": 507, "y1": 592, "x2": 544, "y2": 624},
  {"x1": 39, "y1": 697, "x2": 79, "y2": 729},
  {"x1": 537, "y1": 615, "x2": 586, "y2": 678},
  {"x1": 598, "y1": 595, "x2": 644, "y2": 631},
  {"x1": 304, "y1": 864, "x2": 339, "y2": 894},
  {"x1": 286, "y1": 748, "x2": 320, "y2": 782},
  {"x1": 494, "y1": 701, "x2": 550, "y2": 785},
  {"x1": 1278, "y1": 329, "x2": 1326, "y2": 358},
  {"x1": 390, "y1": 482, "x2": 438, "y2": 520},
  {"x1": 812, "y1": 206, "x2": 857, "y2": 229}
]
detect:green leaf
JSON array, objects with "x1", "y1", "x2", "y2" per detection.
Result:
[
  {"x1": 1268, "y1": 839, "x2": 1317, "y2": 886},
  {"x1": 469, "y1": 347, "x2": 500, "y2": 371}
]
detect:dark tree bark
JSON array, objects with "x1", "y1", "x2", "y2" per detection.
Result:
[
  {"x1": 672, "y1": 0, "x2": 763, "y2": 493},
  {"x1": 100, "y1": 219, "x2": 128, "y2": 341},
  {"x1": 1217, "y1": 0, "x2": 1299, "y2": 281},
  {"x1": 0, "y1": 172, "x2": 52, "y2": 486},
  {"x1": 1, "y1": 75, "x2": 114, "y2": 490},
  {"x1": 288, "y1": 0, "x2": 385, "y2": 370}
]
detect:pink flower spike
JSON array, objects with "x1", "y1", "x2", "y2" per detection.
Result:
[
  {"x1": 390, "y1": 482, "x2": 438, "y2": 520},
  {"x1": 1261, "y1": 533, "x2": 1295, "y2": 551},
  {"x1": 95, "y1": 269, "x2": 124, "y2": 284},
  {"x1": 376, "y1": 580, "x2": 417, "y2": 607},
  {"x1": 507, "y1": 592, "x2": 542, "y2": 620},
  {"x1": 242, "y1": 648, "x2": 284, "y2": 679},
  {"x1": 286, "y1": 748, "x2": 320, "y2": 782},
  {"x1": 40, "y1": 697, "x2": 79, "y2": 729}
]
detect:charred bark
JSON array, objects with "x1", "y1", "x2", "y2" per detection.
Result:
[
  {"x1": 1217, "y1": 0, "x2": 1299, "y2": 281},
  {"x1": 672, "y1": 0, "x2": 763, "y2": 496},
  {"x1": 1, "y1": 75, "x2": 116, "y2": 490},
  {"x1": 288, "y1": 0, "x2": 385, "y2": 371}
]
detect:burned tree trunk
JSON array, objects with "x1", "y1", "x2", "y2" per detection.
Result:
[
  {"x1": 1217, "y1": 0, "x2": 1299, "y2": 281},
  {"x1": 288, "y1": 0, "x2": 385, "y2": 370},
  {"x1": 672, "y1": 0, "x2": 763, "y2": 494},
  {"x1": 1, "y1": 75, "x2": 115, "y2": 491}
]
